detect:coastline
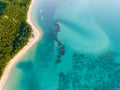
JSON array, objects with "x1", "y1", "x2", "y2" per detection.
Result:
[{"x1": 0, "y1": 0, "x2": 41, "y2": 89}]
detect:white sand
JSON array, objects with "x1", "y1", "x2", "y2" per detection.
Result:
[{"x1": 0, "y1": 0, "x2": 41, "y2": 89}]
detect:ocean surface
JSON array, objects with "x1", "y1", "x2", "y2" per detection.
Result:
[{"x1": 4, "y1": 0, "x2": 120, "y2": 90}]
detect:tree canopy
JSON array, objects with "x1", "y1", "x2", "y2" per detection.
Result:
[{"x1": 0, "y1": 0, "x2": 32, "y2": 77}]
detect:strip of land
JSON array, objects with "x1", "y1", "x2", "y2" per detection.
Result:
[{"x1": 0, "y1": 0, "x2": 41, "y2": 89}]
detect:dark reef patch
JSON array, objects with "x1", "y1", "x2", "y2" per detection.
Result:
[{"x1": 57, "y1": 51, "x2": 120, "y2": 89}]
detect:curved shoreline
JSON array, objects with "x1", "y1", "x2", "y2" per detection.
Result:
[{"x1": 0, "y1": 0, "x2": 41, "y2": 89}]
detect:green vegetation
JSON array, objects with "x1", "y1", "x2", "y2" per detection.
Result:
[
  {"x1": 0, "y1": 0, "x2": 32, "y2": 77},
  {"x1": 0, "y1": 2, "x2": 6, "y2": 16}
]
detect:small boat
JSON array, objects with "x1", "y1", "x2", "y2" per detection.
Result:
[
  {"x1": 41, "y1": 16, "x2": 44, "y2": 19},
  {"x1": 40, "y1": 9, "x2": 42, "y2": 13}
]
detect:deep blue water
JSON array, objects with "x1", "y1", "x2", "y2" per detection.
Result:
[{"x1": 4, "y1": 0, "x2": 120, "y2": 90}]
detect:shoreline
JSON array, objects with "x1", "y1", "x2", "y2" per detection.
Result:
[{"x1": 0, "y1": 0, "x2": 41, "y2": 89}]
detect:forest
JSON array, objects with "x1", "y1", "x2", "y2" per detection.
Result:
[{"x1": 0, "y1": 0, "x2": 32, "y2": 77}]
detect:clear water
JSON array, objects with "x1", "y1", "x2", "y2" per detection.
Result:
[{"x1": 4, "y1": 0, "x2": 120, "y2": 90}]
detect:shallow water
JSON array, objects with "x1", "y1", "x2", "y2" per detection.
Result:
[{"x1": 4, "y1": 0, "x2": 120, "y2": 90}]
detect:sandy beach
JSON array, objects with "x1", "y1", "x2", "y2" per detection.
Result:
[{"x1": 0, "y1": 0, "x2": 41, "y2": 89}]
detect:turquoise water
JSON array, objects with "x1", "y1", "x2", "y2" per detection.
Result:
[{"x1": 4, "y1": 0, "x2": 120, "y2": 90}]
